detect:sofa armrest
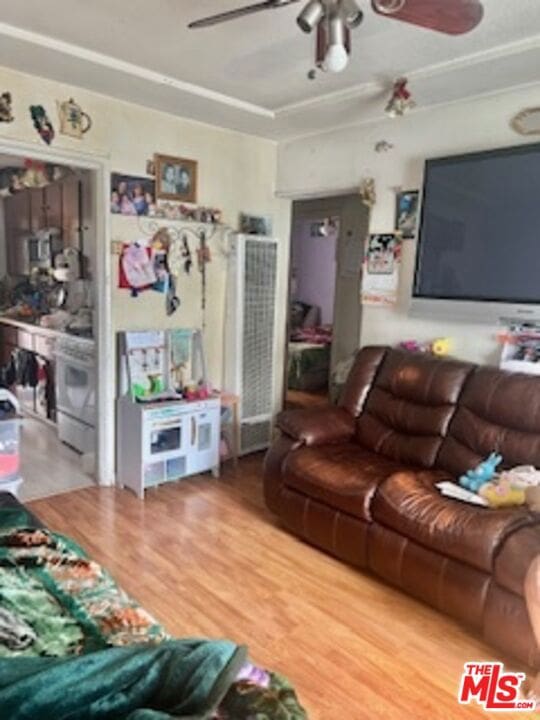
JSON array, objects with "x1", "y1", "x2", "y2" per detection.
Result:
[{"x1": 276, "y1": 406, "x2": 355, "y2": 446}]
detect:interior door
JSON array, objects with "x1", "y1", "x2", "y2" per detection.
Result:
[
  {"x1": 289, "y1": 194, "x2": 369, "y2": 382},
  {"x1": 331, "y1": 195, "x2": 370, "y2": 372}
]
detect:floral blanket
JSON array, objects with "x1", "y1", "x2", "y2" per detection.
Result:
[{"x1": 0, "y1": 523, "x2": 307, "y2": 719}]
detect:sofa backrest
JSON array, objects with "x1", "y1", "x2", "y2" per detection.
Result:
[
  {"x1": 339, "y1": 346, "x2": 389, "y2": 417},
  {"x1": 437, "y1": 366, "x2": 540, "y2": 476},
  {"x1": 354, "y1": 348, "x2": 474, "y2": 468}
]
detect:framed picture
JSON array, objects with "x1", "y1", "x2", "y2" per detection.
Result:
[
  {"x1": 395, "y1": 190, "x2": 420, "y2": 239},
  {"x1": 239, "y1": 213, "x2": 273, "y2": 237},
  {"x1": 111, "y1": 173, "x2": 155, "y2": 216},
  {"x1": 155, "y1": 154, "x2": 197, "y2": 204}
]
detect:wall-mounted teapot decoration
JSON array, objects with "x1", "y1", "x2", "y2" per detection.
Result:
[{"x1": 57, "y1": 97, "x2": 92, "y2": 139}]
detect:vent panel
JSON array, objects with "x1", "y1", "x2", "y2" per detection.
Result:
[
  {"x1": 241, "y1": 420, "x2": 272, "y2": 455},
  {"x1": 242, "y1": 239, "x2": 277, "y2": 420}
]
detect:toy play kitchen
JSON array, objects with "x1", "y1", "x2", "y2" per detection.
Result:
[{"x1": 116, "y1": 329, "x2": 220, "y2": 498}]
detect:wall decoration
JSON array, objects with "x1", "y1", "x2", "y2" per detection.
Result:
[
  {"x1": 395, "y1": 190, "x2": 420, "y2": 239},
  {"x1": 0, "y1": 161, "x2": 72, "y2": 196},
  {"x1": 155, "y1": 153, "x2": 197, "y2": 204},
  {"x1": 239, "y1": 213, "x2": 273, "y2": 236},
  {"x1": 511, "y1": 108, "x2": 540, "y2": 136},
  {"x1": 153, "y1": 202, "x2": 221, "y2": 224},
  {"x1": 385, "y1": 77, "x2": 415, "y2": 118},
  {"x1": 0, "y1": 92, "x2": 13, "y2": 122},
  {"x1": 310, "y1": 217, "x2": 339, "y2": 238},
  {"x1": 359, "y1": 177, "x2": 376, "y2": 208},
  {"x1": 111, "y1": 173, "x2": 156, "y2": 216},
  {"x1": 361, "y1": 233, "x2": 402, "y2": 307},
  {"x1": 374, "y1": 140, "x2": 394, "y2": 153},
  {"x1": 56, "y1": 97, "x2": 92, "y2": 139},
  {"x1": 29, "y1": 105, "x2": 55, "y2": 145},
  {"x1": 146, "y1": 159, "x2": 156, "y2": 176}
]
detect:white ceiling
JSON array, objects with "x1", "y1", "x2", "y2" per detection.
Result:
[{"x1": 0, "y1": 0, "x2": 538, "y2": 139}]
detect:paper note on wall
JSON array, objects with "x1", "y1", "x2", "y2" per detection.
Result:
[{"x1": 361, "y1": 234, "x2": 402, "y2": 307}]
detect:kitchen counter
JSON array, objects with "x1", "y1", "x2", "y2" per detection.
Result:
[{"x1": 0, "y1": 316, "x2": 69, "y2": 341}]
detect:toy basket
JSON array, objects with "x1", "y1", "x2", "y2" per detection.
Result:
[{"x1": 0, "y1": 389, "x2": 23, "y2": 497}]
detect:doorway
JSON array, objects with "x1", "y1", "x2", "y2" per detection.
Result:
[
  {"x1": 0, "y1": 140, "x2": 113, "y2": 499},
  {"x1": 284, "y1": 194, "x2": 369, "y2": 410}
]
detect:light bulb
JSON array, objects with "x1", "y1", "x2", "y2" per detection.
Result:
[
  {"x1": 323, "y1": 13, "x2": 349, "y2": 73},
  {"x1": 323, "y1": 43, "x2": 349, "y2": 73}
]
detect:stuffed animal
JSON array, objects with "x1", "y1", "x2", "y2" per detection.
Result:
[
  {"x1": 479, "y1": 479, "x2": 525, "y2": 509},
  {"x1": 459, "y1": 452, "x2": 503, "y2": 493}
]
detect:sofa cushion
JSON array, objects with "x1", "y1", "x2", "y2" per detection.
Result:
[
  {"x1": 356, "y1": 349, "x2": 474, "y2": 468},
  {"x1": 437, "y1": 366, "x2": 540, "y2": 477},
  {"x1": 372, "y1": 471, "x2": 535, "y2": 573},
  {"x1": 283, "y1": 444, "x2": 408, "y2": 521},
  {"x1": 338, "y1": 346, "x2": 388, "y2": 417},
  {"x1": 494, "y1": 525, "x2": 540, "y2": 597}
]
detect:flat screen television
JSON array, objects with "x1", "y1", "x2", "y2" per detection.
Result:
[{"x1": 411, "y1": 142, "x2": 540, "y2": 323}]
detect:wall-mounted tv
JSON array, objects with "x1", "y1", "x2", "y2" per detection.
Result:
[{"x1": 411, "y1": 142, "x2": 540, "y2": 323}]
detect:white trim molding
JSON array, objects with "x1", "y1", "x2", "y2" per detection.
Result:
[{"x1": 0, "y1": 138, "x2": 115, "y2": 487}]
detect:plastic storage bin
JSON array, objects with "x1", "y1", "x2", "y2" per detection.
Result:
[{"x1": 0, "y1": 389, "x2": 23, "y2": 497}]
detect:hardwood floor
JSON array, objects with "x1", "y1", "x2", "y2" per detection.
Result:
[{"x1": 29, "y1": 454, "x2": 536, "y2": 719}]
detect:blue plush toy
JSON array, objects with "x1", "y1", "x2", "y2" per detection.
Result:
[{"x1": 459, "y1": 452, "x2": 503, "y2": 493}]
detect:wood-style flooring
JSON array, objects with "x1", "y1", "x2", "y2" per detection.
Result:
[{"x1": 29, "y1": 454, "x2": 538, "y2": 719}]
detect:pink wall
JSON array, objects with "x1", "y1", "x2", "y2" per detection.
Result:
[{"x1": 291, "y1": 218, "x2": 338, "y2": 325}]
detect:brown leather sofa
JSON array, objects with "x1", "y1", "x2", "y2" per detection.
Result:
[{"x1": 264, "y1": 346, "x2": 540, "y2": 669}]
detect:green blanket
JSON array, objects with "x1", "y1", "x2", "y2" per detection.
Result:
[
  {"x1": 0, "y1": 506, "x2": 308, "y2": 720},
  {"x1": 0, "y1": 638, "x2": 246, "y2": 719}
]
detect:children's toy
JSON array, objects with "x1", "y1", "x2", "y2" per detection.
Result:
[
  {"x1": 459, "y1": 452, "x2": 503, "y2": 493},
  {"x1": 436, "y1": 481, "x2": 488, "y2": 507},
  {"x1": 0, "y1": 390, "x2": 23, "y2": 498},
  {"x1": 479, "y1": 479, "x2": 526, "y2": 509},
  {"x1": 398, "y1": 337, "x2": 452, "y2": 356},
  {"x1": 498, "y1": 465, "x2": 540, "y2": 489},
  {"x1": 431, "y1": 337, "x2": 452, "y2": 356}
]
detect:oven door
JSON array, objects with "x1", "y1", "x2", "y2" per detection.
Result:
[{"x1": 55, "y1": 351, "x2": 96, "y2": 426}]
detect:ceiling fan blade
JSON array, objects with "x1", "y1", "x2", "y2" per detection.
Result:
[
  {"x1": 371, "y1": 0, "x2": 484, "y2": 35},
  {"x1": 188, "y1": 0, "x2": 299, "y2": 29}
]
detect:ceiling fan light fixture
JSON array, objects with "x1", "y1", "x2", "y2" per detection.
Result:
[
  {"x1": 297, "y1": 0, "x2": 325, "y2": 33},
  {"x1": 340, "y1": 0, "x2": 364, "y2": 29},
  {"x1": 323, "y1": 14, "x2": 349, "y2": 73}
]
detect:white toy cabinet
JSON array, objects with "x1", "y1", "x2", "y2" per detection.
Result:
[{"x1": 117, "y1": 396, "x2": 220, "y2": 499}]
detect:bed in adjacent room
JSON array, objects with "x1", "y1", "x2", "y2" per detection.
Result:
[{"x1": 0, "y1": 492, "x2": 307, "y2": 719}]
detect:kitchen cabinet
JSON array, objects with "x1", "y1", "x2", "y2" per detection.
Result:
[
  {"x1": 43, "y1": 183, "x2": 63, "y2": 230},
  {"x1": 62, "y1": 175, "x2": 81, "y2": 249},
  {"x1": 4, "y1": 177, "x2": 83, "y2": 275},
  {"x1": 4, "y1": 191, "x2": 31, "y2": 276},
  {"x1": 0, "y1": 319, "x2": 58, "y2": 422},
  {"x1": 29, "y1": 189, "x2": 45, "y2": 232}
]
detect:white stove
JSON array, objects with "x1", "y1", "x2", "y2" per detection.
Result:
[{"x1": 55, "y1": 335, "x2": 96, "y2": 454}]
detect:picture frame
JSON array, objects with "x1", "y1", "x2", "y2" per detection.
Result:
[
  {"x1": 155, "y1": 153, "x2": 198, "y2": 204},
  {"x1": 239, "y1": 213, "x2": 273, "y2": 237},
  {"x1": 395, "y1": 190, "x2": 420, "y2": 240},
  {"x1": 110, "y1": 173, "x2": 156, "y2": 216}
]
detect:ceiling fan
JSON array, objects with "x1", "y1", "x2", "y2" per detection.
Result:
[{"x1": 188, "y1": 0, "x2": 484, "y2": 74}]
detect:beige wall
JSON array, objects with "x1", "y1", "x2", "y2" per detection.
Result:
[
  {"x1": 277, "y1": 83, "x2": 540, "y2": 366},
  {"x1": 0, "y1": 64, "x2": 291, "y2": 405}
]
